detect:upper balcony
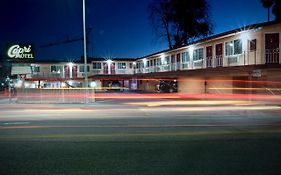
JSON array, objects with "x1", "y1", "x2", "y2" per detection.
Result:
[
  {"x1": 135, "y1": 49, "x2": 280, "y2": 74},
  {"x1": 25, "y1": 49, "x2": 279, "y2": 79}
]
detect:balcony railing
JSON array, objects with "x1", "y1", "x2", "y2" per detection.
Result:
[
  {"x1": 30, "y1": 72, "x2": 64, "y2": 78},
  {"x1": 134, "y1": 49, "x2": 280, "y2": 74},
  {"x1": 265, "y1": 49, "x2": 279, "y2": 64},
  {"x1": 27, "y1": 49, "x2": 280, "y2": 78}
]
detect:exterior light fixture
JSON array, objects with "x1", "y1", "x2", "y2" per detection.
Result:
[
  {"x1": 90, "y1": 81, "x2": 97, "y2": 87},
  {"x1": 188, "y1": 46, "x2": 194, "y2": 53},
  {"x1": 241, "y1": 32, "x2": 250, "y2": 43},
  {"x1": 142, "y1": 58, "x2": 147, "y2": 63},
  {"x1": 68, "y1": 62, "x2": 74, "y2": 68},
  {"x1": 106, "y1": 59, "x2": 113, "y2": 64}
]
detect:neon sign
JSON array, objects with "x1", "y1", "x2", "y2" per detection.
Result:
[{"x1": 7, "y1": 44, "x2": 35, "y2": 59}]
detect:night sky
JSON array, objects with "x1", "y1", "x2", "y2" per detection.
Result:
[{"x1": 0, "y1": 0, "x2": 271, "y2": 61}]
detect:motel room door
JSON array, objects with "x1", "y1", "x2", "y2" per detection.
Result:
[
  {"x1": 171, "y1": 54, "x2": 176, "y2": 71},
  {"x1": 110, "y1": 63, "x2": 116, "y2": 75},
  {"x1": 265, "y1": 33, "x2": 280, "y2": 64},
  {"x1": 206, "y1": 46, "x2": 213, "y2": 67},
  {"x1": 72, "y1": 66, "x2": 77, "y2": 78},
  {"x1": 103, "y1": 63, "x2": 108, "y2": 74},
  {"x1": 64, "y1": 66, "x2": 70, "y2": 78},
  {"x1": 215, "y1": 43, "x2": 223, "y2": 67}
]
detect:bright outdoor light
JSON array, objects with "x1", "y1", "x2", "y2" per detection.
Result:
[
  {"x1": 240, "y1": 31, "x2": 250, "y2": 43},
  {"x1": 188, "y1": 46, "x2": 194, "y2": 53},
  {"x1": 142, "y1": 58, "x2": 147, "y2": 63},
  {"x1": 61, "y1": 82, "x2": 66, "y2": 87},
  {"x1": 68, "y1": 62, "x2": 74, "y2": 68},
  {"x1": 106, "y1": 59, "x2": 113, "y2": 64},
  {"x1": 90, "y1": 81, "x2": 97, "y2": 87}
]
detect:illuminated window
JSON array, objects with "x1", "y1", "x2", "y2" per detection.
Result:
[
  {"x1": 193, "y1": 48, "x2": 204, "y2": 61},
  {"x1": 182, "y1": 51, "x2": 190, "y2": 62},
  {"x1": 163, "y1": 56, "x2": 170, "y2": 65},
  {"x1": 156, "y1": 58, "x2": 161, "y2": 66},
  {"x1": 250, "y1": 39, "x2": 257, "y2": 51},
  {"x1": 225, "y1": 39, "x2": 242, "y2": 56},
  {"x1": 79, "y1": 65, "x2": 90, "y2": 72},
  {"x1": 50, "y1": 66, "x2": 62, "y2": 73},
  {"x1": 32, "y1": 66, "x2": 40, "y2": 73},
  {"x1": 117, "y1": 62, "x2": 126, "y2": 69},
  {"x1": 93, "y1": 62, "x2": 101, "y2": 69}
]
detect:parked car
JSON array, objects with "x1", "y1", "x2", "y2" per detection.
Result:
[{"x1": 157, "y1": 80, "x2": 178, "y2": 93}]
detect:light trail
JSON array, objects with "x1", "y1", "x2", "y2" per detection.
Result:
[
  {"x1": 209, "y1": 87, "x2": 281, "y2": 91},
  {"x1": 125, "y1": 100, "x2": 258, "y2": 107},
  {"x1": 1, "y1": 123, "x2": 281, "y2": 130}
]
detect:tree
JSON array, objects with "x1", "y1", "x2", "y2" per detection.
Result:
[
  {"x1": 149, "y1": 0, "x2": 213, "y2": 49},
  {"x1": 261, "y1": 0, "x2": 274, "y2": 21},
  {"x1": 261, "y1": 0, "x2": 281, "y2": 21},
  {"x1": 272, "y1": 0, "x2": 281, "y2": 21},
  {"x1": 149, "y1": 0, "x2": 173, "y2": 49}
]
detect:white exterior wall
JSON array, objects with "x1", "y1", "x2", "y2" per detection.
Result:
[
  {"x1": 178, "y1": 77, "x2": 205, "y2": 94},
  {"x1": 206, "y1": 78, "x2": 233, "y2": 94}
]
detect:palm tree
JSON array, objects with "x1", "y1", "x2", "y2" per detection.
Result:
[{"x1": 261, "y1": 0, "x2": 274, "y2": 22}]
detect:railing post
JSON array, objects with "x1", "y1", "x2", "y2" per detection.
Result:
[
  {"x1": 255, "y1": 50, "x2": 257, "y2": 65},
  {"x1": 243, "y1": 51, "x2": 246, "y2": 66}
]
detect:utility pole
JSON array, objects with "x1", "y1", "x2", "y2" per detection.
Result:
[{"x1": 83, "y1": 0, "x2": 89, "y2": 102}]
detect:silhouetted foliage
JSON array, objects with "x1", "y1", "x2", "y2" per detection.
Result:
[
  {"x1": 149, "y1": 0, "x2": 213, "y2": 49},
  {"x1": 149, "y1": 0, "x2": 173, "y2": 49},
  {"x1": 261, "y1": 0, "x2": 281, "y2": 21},
  {"x1": 272, "y1": 0, "x2": 281, "y2": 21}
]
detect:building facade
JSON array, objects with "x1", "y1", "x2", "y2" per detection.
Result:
[{"x1": 10, "y1": 21, "x2": 281, "y2": 94}]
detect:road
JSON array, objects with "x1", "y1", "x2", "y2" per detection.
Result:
[{"x1": 0, "y1": 98, "x2": 281, "y2": 175}]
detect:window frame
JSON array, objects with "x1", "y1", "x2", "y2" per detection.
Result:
[
  {"x1": 193, "y1": 48, "x2": 204, "y2": 61},
  {"x1": 79, "y1": 65, "x2": 90, "y2": 73},
  {"x1": 50, "y1": 65, "x2": 62, "y2": 73},
  {"x1": 117, "y1": 62, "x2": 126, "y2": 70},
  {"x1": 225, "y1": 39, "x2": 243, "y2": 56},
  {"x1": 93, "y1": 62, "x2": 102, "y2": 69}
]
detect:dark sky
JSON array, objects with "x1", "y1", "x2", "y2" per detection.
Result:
[{"x1": 0, "y1": 0, "x2": 270, "y2": 61}]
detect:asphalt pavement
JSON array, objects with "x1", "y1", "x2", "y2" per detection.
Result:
[{"x1": 0, "y1": 97, "x2": 281, "y2": 175}]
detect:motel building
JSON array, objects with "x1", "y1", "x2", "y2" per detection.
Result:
[{"x1": 9, "y1": 21, "x2": 281, "y2": 96}]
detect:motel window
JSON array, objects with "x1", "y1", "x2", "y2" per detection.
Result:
[
  {"x1": 32, "y1": 66, "x2": 40, "y2": 73},
  {"x1": 225, "y1": 39, "x2": 242, "y2": 56},
  {"x1": 129, "y1": 63, "x2": 133, "y2": 69},
  {"x1": 79, "y1": 65, "x2": 90, "y2": 73},
  {"x1": 150, "y1": 60, "x2": 153, "y2": 67},
  {"x1": 193, "y1": 48, "x2": 204, "y2": 61},
  {"x1": 163, "y1": 56, "x2": 170, "y2": 65},
  {"x1": 139, "y1": 61, "x2": 144, "y2": 68},
  {"x1": 117, "y1": 62, "x2": 126, "y2": 69},
  {"x1": 177, "y1": 54, "x2": 181, "y2": 62},
  {"x1": 182, "y1": 51, "x2": 190, "y2": 62},
  {"x1": 93, "y1": 62, "x2": 101, "y2": 69},
  {"x1": 250, "y1": 39, "x2": 257, "y2": 51},
  {"x1": 156, "y1": 58, "x2": 161, "y2": 66},
  {"x1": 50, "y1": 66, "x2": 62, "y2": 73},
  {"x1": 93, "y1": 63, "x2": 101, "y2": 69}
]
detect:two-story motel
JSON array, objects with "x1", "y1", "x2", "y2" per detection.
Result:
[{"x1": 10, "y1": 21, "x2": 281, "y2": 94}]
